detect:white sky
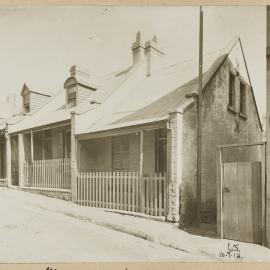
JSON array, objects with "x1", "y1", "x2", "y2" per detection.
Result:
[{"x1": 0, "y1": 6, "x2": 266, "y2": 117}]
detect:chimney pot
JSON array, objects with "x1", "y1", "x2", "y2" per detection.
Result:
[
  {"x1": 131, "y1": 30, "x2": 145, "y2": 65},
  {"x1": 136, "y1": 31, "x2": 141, "y2": 42},
  {"x1": 144, "y1": 35, "x2": 164, "y2": 76},
  {"x1": 152, "y1": 35, "x2": 157, "y2": 43},
  {"x1": 70, "y1": 65, "x2": 90, "y2": 79}
]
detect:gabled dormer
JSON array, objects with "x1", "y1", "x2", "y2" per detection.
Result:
[
  {"x1": 64, "y1": 65, "x2": 97, "y2": 108},
  {"x1": 20, "y1": 84, "x2": 51, "y2": 114}
]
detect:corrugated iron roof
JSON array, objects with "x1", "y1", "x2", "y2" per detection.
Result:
[
  {"x1": 75, "y1": 50, "x2": 228, "y2": 135},
  {"x1": 8, "y1": 90, "x2": 70, "y2": 133},
  {"x1": 8, "y1": 64, "x2": 135, "y2": 133},
  {"x1": 113, "y1": 54, "x2": 228, "y2": 125}
]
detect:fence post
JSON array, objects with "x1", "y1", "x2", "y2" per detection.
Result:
[
  {"x1": 139, "y1": 131, "x2": 144, "y2": 213},
  {"x1": 70, "y1": 111, "x2": 78, "y2": 202}
]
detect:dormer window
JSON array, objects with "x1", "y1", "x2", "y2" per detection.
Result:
[
  {"x1": 23, "y1": 93, "x2": 30, "y2": 113},
  {"x1": 20, "y1": 84, "x2": 51, "y2": 114},
  {"x1": 64, "y1": 65, "x2": 97, "y2": 108},
  {"x1": 67, "y1": 86, "x2": 76, "y2": 107}
]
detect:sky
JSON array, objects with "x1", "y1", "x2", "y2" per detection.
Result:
[{"x1": 0, "y1": 6, "x2": 266, "y2": 117}]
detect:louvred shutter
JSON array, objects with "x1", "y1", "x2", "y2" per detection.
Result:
[{"x1": 112, "y1": 135, "x2": 130, "y2": 172}]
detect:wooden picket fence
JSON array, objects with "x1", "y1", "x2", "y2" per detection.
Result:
[
  {"x1": 24, "y1": 158, "x2": 71, "y2": 190},
  {"x1": 76, "y1": 171, "x2": 166, "y2": 217}
]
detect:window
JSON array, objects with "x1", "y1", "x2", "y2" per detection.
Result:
[
  {"x1": 240, "y1": 82, "x2": 246, "y2": 115},
  {"x1": 155, "y1": 129, "x2": 167, "y2": 173},
  {"x1": 43, "y1": 130, "x2": 52, "y2": 160},
  {"x1": 229, "y1": 72, "x2": 235, "y2": 107},
  {"x1": 23, "y1": 93, "x2": 30, "y2": 113},
  {"x1": 112, "y1": 135, "x2": 129, "y2": 172},
  {"x1": 67, "y1": 87, "x2": 76, "y2": 107}
]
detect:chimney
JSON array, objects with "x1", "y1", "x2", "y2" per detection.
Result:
[
  {"x1": 131, "y1": 31, "x2": 145, "y2": 65},
  {"x1": 144, "y1": 35, "x2": 164, "y2": 76}
]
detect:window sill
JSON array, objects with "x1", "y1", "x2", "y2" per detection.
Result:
[
  {"x1": 239, "y1": 112, "x2": 248, "y2": 120},
  {"x1": 227, "y1": 105, "x2": 237, "y2": 114}
]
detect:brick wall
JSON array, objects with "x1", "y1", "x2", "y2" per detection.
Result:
[{"x1": 167, "y1": 111, "x2": 182, "y2": 223}]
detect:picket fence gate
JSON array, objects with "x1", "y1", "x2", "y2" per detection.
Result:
[
  {"x1": 24, "y1": 158, "x2": 71, "y2": 190},
  {"x1": 76, "y1": 171, "x2": 166, "y2": 217}
]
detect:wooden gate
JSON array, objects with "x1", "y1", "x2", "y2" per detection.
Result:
[{"x1": 221, "y1": 162, "x2": 262, "y2": 244}]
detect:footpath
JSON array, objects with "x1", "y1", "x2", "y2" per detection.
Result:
[{"x1": 2, "y1": 187, "x2": 270, "y2": 262}]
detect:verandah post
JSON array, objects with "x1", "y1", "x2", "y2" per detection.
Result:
[{"x1": 70, "y1": 111, "x2": 78, "y2": 202}]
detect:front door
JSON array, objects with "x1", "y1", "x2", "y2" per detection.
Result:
[{"x1": 222, "y1": 162, "x2": 262, "y2": 244}]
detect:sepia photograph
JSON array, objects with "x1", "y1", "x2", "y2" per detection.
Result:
[{"x1": 0, "y1": 3, "x2": 269, "y2": 265}]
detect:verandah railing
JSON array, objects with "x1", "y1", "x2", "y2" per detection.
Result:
[
  {"x1": 76, "y1": 172, "x2": 166, "y2": 217},
  {"x1": 24, "y1": 158, "x2": 71, "y2": 190}
]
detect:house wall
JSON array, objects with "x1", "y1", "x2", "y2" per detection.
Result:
[
  {"x1": 181, "y1": 58, "x2": 262, "y2": 226},
  {"x1": 181, "y1": 104, "x2": 197, "y2": 225},
  {"x1": 30, "y1": 93, "x2": 50, "y2": 112},
  {"x1": 129, "y1": 133, "x2": 140, "y2": 172},
  {"x1": 143, "y1": 130, "x2": 155, "y2": 174},
  {"x1": 52, "y1": 129, "x2": 60, "y2": 159},
  {"x1": 79, "y1": 137, "x2": 112, "y2": 172},
  {"x1": 78, "y1": 131, "x2": 156, "y2": 173},
  {"x1": 51, "y1": 126, "x2": 71, "y2": 159},
  {"x1": 77, "y1": 85, "x2": 95, "y2": 105},
  {"x1": 23, "y1": 133, "x2": 31, "y2": 162},
  {"x1": 32, "y1": 126, "x2": 71, "y2": 160},
  {"x1": 33, "y1": 131, "x2": 43, "y2": 160}
]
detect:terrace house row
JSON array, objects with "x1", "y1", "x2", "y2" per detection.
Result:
[{"x1": 0, "y1": 32, "x2": 262, "y2": 228}]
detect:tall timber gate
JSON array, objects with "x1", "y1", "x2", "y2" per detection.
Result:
[{"x1": 217, "y1": 142, "x2": 266, "y2": 245}]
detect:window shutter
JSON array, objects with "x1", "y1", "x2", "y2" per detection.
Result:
[{"x1": 112, "y1": 135, "x2": 130, "y2": 172}]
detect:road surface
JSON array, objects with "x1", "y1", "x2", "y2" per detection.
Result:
[{"x1": 0, "y1": 188, "x2": 191, "y2": 263}]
